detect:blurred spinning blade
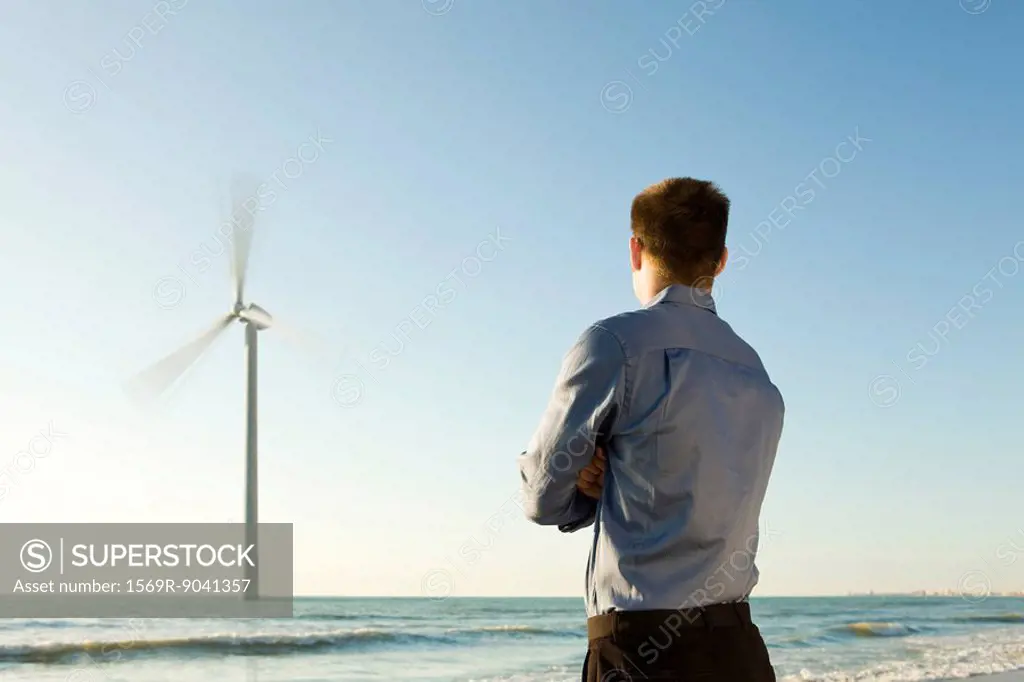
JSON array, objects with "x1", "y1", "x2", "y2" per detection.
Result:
[
  {"x1": 229, "y1": 174, "x2": 260, "y2": 307},
  {"x1": 125, "y1": 314, "x2": 235, "y2": 403}
]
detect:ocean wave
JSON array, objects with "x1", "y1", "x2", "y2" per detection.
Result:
[
  {"x1": 0, "y1": 624, "x2": 581, "y2": 664},
  {"x1": 448, "y1": 624, "x2": 584, "y2": 638},
  {"x1": 839, "y1": 621, "x2": 920, "y2": 637},
  {"x1": 773, "y1": 633, "x2": 844, "y2": 648},
  {"x1": 0, "y1": 619, "x2": 77, "y2": 631},
  {"x1": 955, "y1": 614, "x2": 1024, "y2": 624},
  {"x1": 0, "y1": 630, "x2": 449, "y2": 664},
  {"x1": 299, "y1": 613, "x2": 431, "y2": 622},
  {"x1": 773, "y1": 622, "x2": 923, "y2": 648},
  {"x1": 777, "y1": 629, "x2": 1024, "y2": 682}
]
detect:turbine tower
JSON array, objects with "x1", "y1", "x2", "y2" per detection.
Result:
[{"x1": 128, "y1": 178, "x2": 269, "y2": 599}]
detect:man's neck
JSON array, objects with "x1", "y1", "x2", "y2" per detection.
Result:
[{"x1": 638, "y1": 277, "x2": 707, "y2": 306}]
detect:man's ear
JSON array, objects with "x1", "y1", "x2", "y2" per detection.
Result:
[
  {"x1": 715, "y1": 246, "x2": 729, "y2": 276},
  {"x1": 629, "y1": 236, "x2": 643, "y2": 272}
]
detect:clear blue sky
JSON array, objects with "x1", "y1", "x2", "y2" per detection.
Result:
[{"x1": 1, "y1": 0, "x2": 1022, "y2": 597}]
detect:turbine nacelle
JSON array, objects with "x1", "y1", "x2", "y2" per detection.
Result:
[{"x1": 237, "y1": 303, "x2": 273, "y2": 330}]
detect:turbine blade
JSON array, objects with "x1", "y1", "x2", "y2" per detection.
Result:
[
  {"x1": 229, "y1": 174, "x2": 259, "y2": 305},
  {"x1": 270, "y1": 316, "x2": 353, "y2": 372},
  {"x1": 126, "y1": 314, "x2": 234, "y2": 402},
  {"x1": 274, "y1": 318, "x2": 329, "y2": 358}
]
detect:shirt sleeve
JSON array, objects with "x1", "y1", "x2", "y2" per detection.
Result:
[{"x1": 517, "y1": 324, "x2": 627, "y2": 531}]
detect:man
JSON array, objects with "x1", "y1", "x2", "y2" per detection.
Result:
[{"x1": 518, "y1": 178, "x2": 784, "y2": 681}]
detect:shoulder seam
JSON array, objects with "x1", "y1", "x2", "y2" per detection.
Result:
[
  {"x1": 589, "y1": 323, "x2": 632, "y2": 423},
  {"x1": 589, "y1": 322, "x2": 629, "y2": 361}
]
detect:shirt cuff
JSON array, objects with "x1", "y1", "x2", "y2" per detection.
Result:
[{"x1": 557, "y1": 491, "x2": 598, "y2": 533}]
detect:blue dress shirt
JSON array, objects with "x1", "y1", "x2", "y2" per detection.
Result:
[{"x1": 518, "y1": 284, "x2": 784, "y2": 617}]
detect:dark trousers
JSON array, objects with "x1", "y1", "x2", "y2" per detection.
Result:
[{"x1": 583, "y1": 602, "x2": 776, "y2": 681}]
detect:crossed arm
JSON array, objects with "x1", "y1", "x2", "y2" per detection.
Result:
[{"x1": 517, "y1": 324, "x2": 626, "y2": 532}]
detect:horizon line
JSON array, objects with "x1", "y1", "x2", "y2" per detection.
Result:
[{"x1": 287, "y1": 592, "x2": 1017, "y2": 599}]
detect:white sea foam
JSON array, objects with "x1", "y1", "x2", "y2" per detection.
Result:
[{"x1": 778, "y1": 628, "x2": 1024, "y2": 681}]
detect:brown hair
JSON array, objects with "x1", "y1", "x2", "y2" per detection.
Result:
[{"x1": 630, "y1": 177, "x2": 730, "y2": 285}]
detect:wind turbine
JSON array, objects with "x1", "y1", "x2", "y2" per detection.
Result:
[{"x1": 128, "y1": 178, "x2": 270, "y2": 599}]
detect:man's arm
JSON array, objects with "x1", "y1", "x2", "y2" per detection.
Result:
[{"x1": 518, "y1": 324, "x2": 627, "y2": 531}]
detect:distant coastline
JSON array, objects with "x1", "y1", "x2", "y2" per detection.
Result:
[{"x1": 846, "y1": 590, "x2": 1024, "y2": 597}]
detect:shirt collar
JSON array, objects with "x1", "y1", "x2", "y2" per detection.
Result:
[{"x1": 643, "y1": 284, "x2": 717, "y2": 315}]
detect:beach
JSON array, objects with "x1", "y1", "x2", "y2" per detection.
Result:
[{"x1": 0, "y1": 596, "x2": 1021, "y2": 681}]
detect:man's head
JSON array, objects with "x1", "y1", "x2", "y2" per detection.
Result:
[{"x1": 629, "y1": 177, "x2": 730, "y2": 304}]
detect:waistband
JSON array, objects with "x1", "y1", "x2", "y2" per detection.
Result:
[{"x1": 587, "y1": 602, "x2": 752, "y2": 640}]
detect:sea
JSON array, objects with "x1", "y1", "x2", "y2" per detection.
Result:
[{"x1": 1, "y1": 596, "x2": 1023, "y2": 681}]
